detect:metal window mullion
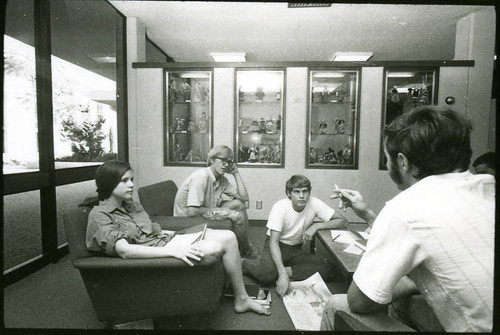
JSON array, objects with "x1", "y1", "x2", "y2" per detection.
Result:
[
  {"x1": 115, "y1": 15, "x2": 128, "y2": 162},
  {"x1": 34, "y1": 0, "x2": 57, "y2": 262}
]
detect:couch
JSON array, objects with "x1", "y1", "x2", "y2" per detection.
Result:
[{"x1": 63, "y1": 202, "x2": 228, "y2": 326}]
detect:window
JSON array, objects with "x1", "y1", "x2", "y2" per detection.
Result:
[
  {"x1": 3, "y1": 0, "x2": 38, "y2": 174},
  {"x1": 3, "y1": 0, "x2": 127, "y2": 285},
  {"x1": 51, "y1": 0, "x2": 121, "y2": 168}
]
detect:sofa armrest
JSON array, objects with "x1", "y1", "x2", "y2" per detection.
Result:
[
  {"x1": 152, "y1": 216, "x2": 232, "y2": 231},
  {"x1": 334, "y1": 310, "x2": 416, "y2": 332},
  {"x1": 73, "y1": 254, "x2": 220, "y2": 270}
]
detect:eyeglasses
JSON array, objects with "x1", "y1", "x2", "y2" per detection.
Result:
[{"x1": 214, "y1": 157, "x2": 233, "y2": 165}]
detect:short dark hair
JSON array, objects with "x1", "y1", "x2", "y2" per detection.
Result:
[
  {"x1": 285, "y1": 175, "x2": 311, "y2": 197},
  {"x1": 472, "y1": 152, "x2": 497, "y2": 169},
  {"x1": 95, "y1": 161, "x2": 132, "y2": 201},
  {"x1": 384, "y1": 106, "x2": 473, "y2": 179}
]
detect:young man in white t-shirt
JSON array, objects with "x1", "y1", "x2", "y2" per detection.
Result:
[{"x1": 242, "y1": 175, "x2": 347, "y2": 297}]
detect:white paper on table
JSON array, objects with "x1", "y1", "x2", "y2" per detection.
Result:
[
  {"x1": 330, "y1": 230, "x2": 358, "y2": 244},
  {"x1": 283, "y1": 272, "x2": 333, "y2": 331},
  {"x1": 359, "y1": 231, "x2": 370, "y2": 240},
  {"x1": 343, "y1": 243, "x2": 364, "y2": 255}
]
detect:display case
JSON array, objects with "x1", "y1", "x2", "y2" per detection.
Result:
[
  {"x1": 164, "y1": 70, "x2": 213, "y2": 166},
  {"x1": 306, "y1": 69, "x2": 360, "y2": 169},
  {"x1": 379, "y1": 68, "x2": 438, "y2": 169},
  {"x1": 234, "y1": 69, "x2": 285, "y2": 167}
]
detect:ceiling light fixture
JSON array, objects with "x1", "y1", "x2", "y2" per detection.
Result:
[
  {"x1": 331, "y1": 52, "x2": 373, "y2": 62},
  {"x1": 209, "y1": 52, "x2": 246, "y2": 62},
  {"x1": 387, "y1": 72, "x2": 415, "y2": 78},
  {"x1": 288, "y1": 3, "x2": 332, "y2": 8},
  {"x1": 314, "y1": 72, "x2": 345, "y2": 78}
]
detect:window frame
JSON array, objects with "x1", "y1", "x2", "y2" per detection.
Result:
[{"x1": 2, "y1": 0, "x2": 128, "y2": 287}]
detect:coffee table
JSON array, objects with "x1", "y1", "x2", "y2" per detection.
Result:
[{"x1": 314, "y1": 223, "x2": 369, "y2": 291}]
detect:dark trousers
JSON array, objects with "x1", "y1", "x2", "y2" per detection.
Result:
[{"x1": 242, "y1": 237, "x2": 335, "y2": 285}]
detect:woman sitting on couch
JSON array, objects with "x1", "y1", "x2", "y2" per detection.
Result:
[{"x1": 86, "y1": 160, "x2": 269, "y2": 316}]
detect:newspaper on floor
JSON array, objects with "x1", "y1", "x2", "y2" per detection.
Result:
[{"x1": 282, "y1": 272, "x2": 333, "y2": 331}]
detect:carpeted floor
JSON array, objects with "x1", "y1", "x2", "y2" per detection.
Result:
[{"x1": 3, "y1": 225, "x2": 346, "y2": 330}]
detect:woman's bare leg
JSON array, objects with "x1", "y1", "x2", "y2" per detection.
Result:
[{"x1": 196, "y1": 229, "x2": 270, "y2": 315}]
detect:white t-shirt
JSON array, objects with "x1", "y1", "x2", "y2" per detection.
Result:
[
  {"x1": 266, "y1": 196, "x2": 335, "y2": 245},
  {"x1": 353, "y1": 171, "x2": 495, "y2": 332}
]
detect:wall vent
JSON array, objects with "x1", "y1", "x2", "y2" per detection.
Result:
[{"x1": 288, "y1": 3, "x2": 332, "y2": 8}]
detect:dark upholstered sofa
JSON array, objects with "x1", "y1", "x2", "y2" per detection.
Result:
[{"x1": 63, "y1": 179, "x2": 232, "y2": 326}]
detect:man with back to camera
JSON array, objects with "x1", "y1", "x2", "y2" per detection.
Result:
[
  {"x1": 174, "y1": 145, "x2": 258, "y2": 258},
  {"x1": 320, "y1": 106, "x2": 494, "y2": 332},
  {"x1": 242, "y1": 174, "x2": 348, "y2": 297}
]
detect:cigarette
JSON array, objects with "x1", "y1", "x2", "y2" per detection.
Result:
[
  {"x1": 335, "y1": 184, "x2": 345, "y2": 211},
  {"x1": 200, "y1": 223, "x2": 208, "y2": 240}
]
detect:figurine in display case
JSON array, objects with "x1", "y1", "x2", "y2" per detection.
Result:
[
  {"x1": 342, "y1": 144, "x2": 352, "y2": 164},
  {"x1": 275, "y1": 90, "x2": 281, "y2": 100},
  {"x1": 239, "y1": 143, "x2": 249, "y2": 162},
  {"x1": 266, "y1": 117, "x2": 274, "y2": 134},
  {"x1": 255, "y1": 87, "x2": 265, "y2": 103},
  {"x1": 174, "y1": 143, "x2": 184, "y2": 161},
  {"x1": 185, "y1": 150, "x2": 194, "y2": 162},
  {"x1": 177, "y1": 118, "x2": 186, "y2": 132},
  {"x1": 259, "y1": 118, "x2": 266, "y2": 133},
  {"x1": 318, "y1": 120, "x2": 328, "y2": 134},
  {"x1": 169, "y1": 79, "x2": 178, "y2": 102},
  {"x1": 273, "y1": 144, "x2": 281, "y2": 163},
  {"x1": 171, "y1": 117, "x2": 179, "y2": 133},
  {"x1": 250, "y1": 120, "x2": 260, "y2": 133},
  {"x1": 180, "y1": 80, "x2": 191, "y2": 102},
  {"x1": 199, "y1": 112, "x2": 208, "y2": 133},
  {"x1": 327, "y1": 148, "x2": 338, "y2": 164},
  {"x1": 248, "y1": 144, "x2": 258, "y2": 162},
  {"x1": 276, "y1": 115, "x2": 281, "y2": 132},
  {"x1": 333, "y1": 118, "x2": 339, "y2": 134},
  {"x1": 258, "y1": 144, "x2": 267, "y2": 163},
  {"x1": 338, "y1": 120, "x2": 346, "y2": 134},
  {"x1": 187, "y1": 120, "x2": 196, "y2": 133},
  {"x1": 322, "y1": 85, "x2": 330, "y2": 103},
  {"x1": 310, "y1": 147, "x2": 317, "y2": 164}
]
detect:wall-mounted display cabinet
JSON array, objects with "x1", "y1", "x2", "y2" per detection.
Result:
[
  {"x1": 306, "y1": 69, "x2": 360, "y2": 169},
  {"x1": 379, "y1": 68, "x2": 438, "y2": 169},
  {"x1": 234, "y1": 69, "x2": 285, "y2": 167},
  {"x1": 164, "y1": 70, "x2": 213, "y2": 166}
]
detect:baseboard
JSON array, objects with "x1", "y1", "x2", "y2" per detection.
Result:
[{"x1": 114, "y1": 318, "x2": 154, "y2": 329}]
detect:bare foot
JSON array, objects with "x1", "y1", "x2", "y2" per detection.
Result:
[{"x1": 234, "y1": 296, "x2": 270, "y2": 315}]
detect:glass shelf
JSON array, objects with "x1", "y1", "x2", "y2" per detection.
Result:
[
  {"x1": 164, "y1": 70, "x2": 212, "y2": 166},
  {"x1": 235, "y1": 69, "x2": 285, "y2": 167},
  {"x1": 307, "y1": 69, "x2": 360, "y2": 169}
]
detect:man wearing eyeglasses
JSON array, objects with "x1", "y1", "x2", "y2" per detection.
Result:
[{"x1": 174, "y1": 145, "x2": 258, "y2": 258}]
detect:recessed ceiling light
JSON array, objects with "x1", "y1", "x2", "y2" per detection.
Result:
[
  {"x1": 387, "y1": 72, "x2": 415, "y2": 78},
  {"x1": 209, "y1": 52, "x2": 246, "y2": 62},
  {"x1": 331, "y1": 52, "x2": 373, "y2": 62}
]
